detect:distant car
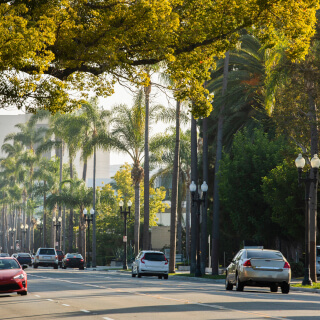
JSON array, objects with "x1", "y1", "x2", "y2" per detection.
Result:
[
  {"x1": 56, "y1": 250, "x2": 64, "y2": 267},
  {"x1": 132, "y1": 250, "x2": 169, "y2": 279},
  {"x1": 62, "y1": 253, "x2": 85, "y2": 270},
  {"x1": 33, "y1": 248, "x2": 58, "y2": 269},
  {"x1": 317, "y1": 246, "x2": 320, "y2": 276},
  {"x1": 0, "y1": 253, "x2": 10, "y2": 257},
  {"x1": 225, "y1": 249, "x2": 291, "y2": 294},
  {"x1": 15, "y1": 253, "x2": 32, "y2": 266},
  {"x1": 0, "y1": 257, "x2": 28, "y2": 295}
]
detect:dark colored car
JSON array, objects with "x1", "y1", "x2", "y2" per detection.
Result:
[
  {"x1": 56, "y1": 250, "x2": 64, "y2": 267},
  {"x1": 15, "y1": 253, "x2": 32, "y2": 266},
  {"x1": 0, "y1": 257, "x2": 28, "y2": 295},
  {"x1": 62, "y1": 253, "x2": 85, "y2": 270}
]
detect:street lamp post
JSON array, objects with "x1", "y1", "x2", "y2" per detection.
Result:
[
  {"x1": 53, "y1": 217, "x2": 62, "y2": 249},
  {"x1": 295, "y1": 153, "x2": 320, "y2": 286},
  {"x1": 84, "y1": 208, "x2": 94, "y2": 268},
  {"x1": 8, "y1": 228, "x2": 15, "y2": 255},
  {"x1": 119, "y1": 200, "x2": 132, "y2": 270},
  {"x1": 21, "y1": 224, "x2": 28, "y2": 252},
  {"x1": 189, "y1": 181, "x2": 208, "y2": 277},
  {"x1": 37, "y1": 219, "x2": 43, "y2": 248}
]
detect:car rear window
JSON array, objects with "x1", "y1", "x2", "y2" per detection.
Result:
[
  {"x1": 67, "y1": 254, "x2": 82, "y2": 258},
  {"x1": 144, "y1": 253, "x2": 166, "y2": 261},
  {"x1": 39, "y1": 249, "x2": 56, "y2": 255},
  {"x1": 317, "y1": 248, "x2": 320, "y2": 257},
  {"x1": 18, "y1": 253, "x2": 31, "y2": 257},
  {"x1": 246, "y1": 250, "x2": 283, "y2": 259}
]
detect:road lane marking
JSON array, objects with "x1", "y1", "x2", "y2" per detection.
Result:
[
  {"x1": 81, "y1": 309, "x2": 90, "y2": 313},
  {"x1": 34, "y1": 295, "x2": 40, "y2": 298},
  {"x1": 62, "y1": 304, "x2": 70, "y2": 306},
  {"x1": 103, "y1": 317, "x2": 114, "y2": 320},
  {"x1": 47, "y1": 299, "x2": 54, "y2": 301}
]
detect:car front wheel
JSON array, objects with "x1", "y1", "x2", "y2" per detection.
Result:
[{"x1": 225, "y1": 274, "x2": 233, "y2": 290}]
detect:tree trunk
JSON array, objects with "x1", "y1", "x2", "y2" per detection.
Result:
[
  {"x1": 212, "y1": 51, "x2": 229, "y2": 275},
  {"x1": 190, "y1": 116, "x2": 198, "y2": 274},
  {"x1": 68, "y1": 157, "x2": 74, "y2": 252},
  {"x1": 308, "y1": 90, "x2": 318, "y2": 283},
  {"x1": 185, "y1": 188, "x2": 191, "y2": 262},
  {"x1": 201, "y1": 117, "x2": 209, "y2": 274},
  {"x1": 143, "y1": 83, "x2": 151, "y2": 250},
  {"x1": 134, "y1": 182, "x2": 141, "y2": 256},
  {"x1": 92, "y1": 146, "x2": 97, "y2": 267},
  {"x1": 169, "y1": 100, "x2": 181, "y2": 273}
]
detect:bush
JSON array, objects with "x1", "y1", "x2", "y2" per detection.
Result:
[{"x1": 290, "y1": 261, "x2": 304, "y2": 278}]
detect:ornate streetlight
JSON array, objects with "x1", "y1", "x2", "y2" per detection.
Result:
[
  {"x1": 119, "y1": 200, "x2": 132, "y2": 270},
  {"x1": 84, "y1": 208, "x2": 94, "y2": 268},
  {"x1": 53, "y1": 217, "x2": 62, "y2": 249},
  {"x1": 295, "y1": 153, "x2": 320, "y2": 286},
  {"x1": 20, "y1": 224, "x2": 28, "y2": 252},
  {"x1": 190, "y1": 181, "x2": 208, "y2": 277},
  {"x1": 8, "y1": 228, "x2": 15, "y2": 255}
]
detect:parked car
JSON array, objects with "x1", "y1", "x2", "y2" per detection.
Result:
[
  {"x1": 132, "y1": 250, "x2": 169, "y2": 279},
  {"x1": 317, "y1": 246, "x2": 320, "y2": 276},
  {"x1": 33, "y1": 248, "x2": 58, "y2": 269},
  {"x1": 225, "y1": 249, "x2": 291, "y2": 294},
  {"x1": 0, "y1": 257, "x2": 28, "y2": 295},
  {"x1": 62, "y1": 253, "x2": 85, "y2": 270},
  {"x1": 11, "y1": 253, "x2": 18, "y2": 259},
  {"x1": 0, "y1": 253, "x2": 10, "y2": 257},
  {"x1": 56, "y1": 250, "x2": 64, "y2": 267},
  {"x1": 15, "y1": 253, "x2": 32, "y2": 266}
]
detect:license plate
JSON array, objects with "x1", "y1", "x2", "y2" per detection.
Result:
[{"x1": 44, "y1": 256, "x2": 52, "y2": 260}]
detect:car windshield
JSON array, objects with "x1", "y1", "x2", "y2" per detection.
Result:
[
  {"x1": 0, "y1": 259, "x2": 20, "y2": 269},
  {"x1": 144, "y1": 253, "x2": 166, "y2": 261},
  {"x1": 247, "y1": 250, "x2": 283, "y2": 259},
  {"x1": 39, "y1": 249, "x2": 55, "y2": 255}
]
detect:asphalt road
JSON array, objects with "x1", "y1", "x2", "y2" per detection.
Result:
[{"x1": 1, "y1": 268, "x2": 320, "y2": 320}]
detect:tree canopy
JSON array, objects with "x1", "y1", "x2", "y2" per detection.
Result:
[{"x1": 1, "y1": 0, "x2": 319, "y2": 117}]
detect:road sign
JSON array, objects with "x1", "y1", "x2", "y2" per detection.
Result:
[{"x1": 123, "y1": 236, "x2": 127, "y2": 242}]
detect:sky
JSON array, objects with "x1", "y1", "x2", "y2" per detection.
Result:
[{"x1": 0, "y1": 78, "x2": 176, "y2": 165}]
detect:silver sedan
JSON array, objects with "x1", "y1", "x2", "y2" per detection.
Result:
[{"x1": 225, "y1": 249, "x2": 291, "y2": 293}]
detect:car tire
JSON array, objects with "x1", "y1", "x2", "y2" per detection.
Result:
[
  {"x1": 137, "y1": 269, "x2": 142, "y2": 278},
  {"x1": 270, "y1": 284, "x2": 278, "y2": 292},
  {"x1": 54, "y1": 264, "x2": 58, "y2": 269},
  {"x1": 164, "y1": 275, "x2": 168, "y2": 280},
  {"x1": 236, "y1": 274, "x2": 244, "y2": 291},
  {"x1": 63, "y1": 265, "x2": 66, "y2": 269},
  {"x1": 79, "y1": 267, "x2": 84, "y2": 270},
  {"x1": 225, "y1": 274, "x2": 233, "y2": 290},
  {"x1": 158, "y1": 275, "x2": 162, "y2": 279},
  {"x1": 18, "y1": 290, "x2": 27, "y2": 296},
  {"x1": 281, "y1": 283, "x2": 290, "y2": 294},
  {"x1": 33, "y1": 264, "x2": 38, "y2": 269}
]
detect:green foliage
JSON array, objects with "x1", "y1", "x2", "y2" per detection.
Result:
[{"x1": 219, "y1": 127, "x2": 296, "y2": 247}]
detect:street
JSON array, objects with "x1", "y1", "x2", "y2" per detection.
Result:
[{"x1": 0, "y1": 268, "x2": 320, "y2": 320}]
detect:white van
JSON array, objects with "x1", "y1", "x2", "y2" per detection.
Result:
[{"x1": 317, "y1": 246, "x2": 320, "y2": 276}]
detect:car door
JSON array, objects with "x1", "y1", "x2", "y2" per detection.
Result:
[{"x1": 228, "y1": 250, "x2": 243, "y2": 283}]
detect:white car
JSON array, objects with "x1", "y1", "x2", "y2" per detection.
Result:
[{"x1": 132, "y1": 250, "x2": 169, "y2": 279}]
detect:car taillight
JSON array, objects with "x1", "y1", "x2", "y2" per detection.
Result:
[
  {"x1": 80, "y1": 259, "x2": 84, "y2": 262},
  {"x1": 164, "y1": 256, "x2": 168, "y2": 265},
  {"x1": 36, "y1": 255, "x2": 39, "y2": 259},
  {"x1": 55, "y1": 255, "x2": 58, "y2": 259},
  {"x1": 141, "y1": 255, "x2": 145, "y2": 264},
  {"x1": 243, "y1": 259, "x2": 252, "y2": 267},
  {"x1": 66, "y1": 258, "x2": 70, "y2": 262},
  {"x1": 284, "y1": 262, "x2": 290, "y2": 269}
]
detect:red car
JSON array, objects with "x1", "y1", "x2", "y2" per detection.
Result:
[
  {"x1": 56, "y1": 250, "x2": 65, "y2": 267},
  {"x1": 0, "y1": 257, "x2": 28, "y2": 296}
]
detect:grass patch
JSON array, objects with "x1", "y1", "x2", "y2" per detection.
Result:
[
  {"x1": 169, "y1": 272, "x2": 226, "y2": 280},
  {"x1": 292, "y1": 282, "x2": 320, "y2": 289}
]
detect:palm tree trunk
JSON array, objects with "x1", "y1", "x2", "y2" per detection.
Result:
[
  {"x1": 68, "y1": 158, "x2": 74, "y2": 252},
  {"x1": 201, "y1": 117, "x2": 209, "y2": 274},
  {"x1": 134, "y1": 182, "x2": 141, "y2": 256},
  {"x1": 308, "y1": 89, "x2": 318, "y2": 283},
  {"x1": 92, "y1": 145, "x2": 97, "y2": 267},
  {"x1": 169, "y1": 100, "x2": 181, "y2": 273},
  {"x1": 212, "y1": 51, "x2": 229, "y2": 275},
  {"x1": 143, "y1": 83, "x2": 151, "y2": 250},
  {"x1": 190, "y1": 116, "x2": 198, "y2": 274}
]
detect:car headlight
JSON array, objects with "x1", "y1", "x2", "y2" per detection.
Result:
[{"x1": 14, "y1": 273, "x2": 25, "y2": 280}]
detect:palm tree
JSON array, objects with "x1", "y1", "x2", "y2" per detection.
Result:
[{"x1": 110, "y1": 100, "x2": 145, "y2": 256}]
